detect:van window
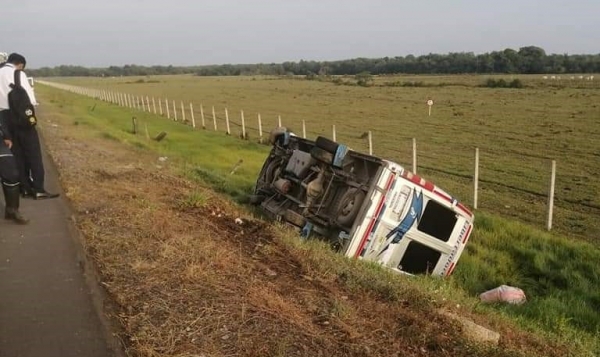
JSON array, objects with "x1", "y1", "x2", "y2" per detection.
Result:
[
  {"x1": 398, "y1": 241, "x2": 441, "y2": 274},
  {"x1": 417, "y1": 200, "x2": 457, "y2": 242}
]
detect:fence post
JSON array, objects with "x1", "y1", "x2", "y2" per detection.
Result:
[
  {"x1": 181, "y1": 101, "x2": 186, "y2": 122},
  {"x1": 278, "y1": 115, "x2": 282, "y2": 127},
  {"x1": 152, "y1": 97, "x2": 157, "y2": 114},
  {"x1": 141, "y1": 96, "x2": 146, "y2": 112},
  {"x1": 190, "y1": 103, "x2": 196, "y2": 129},
  {"x1": 166, "y1": 98, "x2": 170, "y2": 119},
  {"x1": 332, "y1": 125, "x2": 336, "y2": 142},
  {"x1": 225, "y1": 108, "x2": 231, "y2": 135},
  {"x1": 547, "y1": 160, "x2": 557, "y2": 231},
  {"x1": 412, "y1": 138, "x2": 417, "y2": 173},
  {"x1": 474, "y1": 148, "x2": 479, "y2": 209},
  {"x1": 212, "y1": 106, "x2": 217, "y2": 131},
  {"x1": 241, "y1": 110, "x2": 246, "y2": 139},
  {"x1": 302, "y1": 120, "x2": 306, "y2": 138},
  {"x1": 368, "y1": 131, "x2": 373, "y2": 155},
  {"x1": 173, "y1": 100, "x2": 177, "y2": 121},
  {"x1": 159, "y1": 98, "x2": 163, "y2": 115},
  {"x1": 200, "y1": 104, "x2": 205, "y2": 129},
  {"x1": 258, "y1": 113, "x2": 263, "y2": 143}
]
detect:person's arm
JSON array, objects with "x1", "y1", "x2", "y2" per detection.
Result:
[{"x1": 20, "y1": 71, "x2": 38, "y2": 106}]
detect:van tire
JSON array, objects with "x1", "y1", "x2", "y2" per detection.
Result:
[
  {"x1": 334, "y1": 188, "x2": 366, "y2": 227},
  {"x1": 310, "y1": 147, "x2": 334, "y2": 165},
  {"x1": 315, "y1": 136, "x2": 339, "y2": 154}
]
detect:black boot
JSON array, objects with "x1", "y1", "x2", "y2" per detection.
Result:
[{"x1": 3, "y1": 184, "x2": 29, "y2": 225}]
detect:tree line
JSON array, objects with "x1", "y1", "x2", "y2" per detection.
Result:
[{"x1": 29, "y1": 46, "x2": 600, "y2": 77}]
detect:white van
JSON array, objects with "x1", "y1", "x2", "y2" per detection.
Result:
[{"x1": 252, "y1": 130, "x2": 474, "y2": 277}]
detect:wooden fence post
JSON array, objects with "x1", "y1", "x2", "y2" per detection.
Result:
[
  {"x1": 146, "y1": 96, "x2": 151, "y2": 112},
  {"x1": 547, "y1": 160, "x2": 557, "y2": 230},
  {"x1": 225, "y1": 108, "x2": 231, "y2": 135},
  {"x1": 368, "y1": 131, "x2": 373, "y2": 155},
  {"x1": 332, "y1": 124, "x2": 336, "y2": 142},
  {"x1": 180, "y1": 101, "x2": 186, "y2": 122},
  {"x1": 173, "y1": 100, "x2": 177, "y2": 121},
  {"x1": 152, "y1": 97, "x2": 157, "y2": 114},
  {"x1": 159, "y1": 98, "x2": 163, "y2": 115},
  {"x1": 200, "y1": 104, "x2": 205, "y2": 129},
  {"x1": 190, "y1": 103, "x2": 196, "y2": 128},
  {"x1": 278, "y1": 115, "x2": 282, "y2": 127},
  {"x1": 412, "y1": 138, "x2": 417, "y2": 173},
  {"x1": 474, "y1": 148, "x2": 479, "y2": 209},
  {"x1": 302, "y1": 120, "x2": 306, "y2": 138},
  {"x1": 166, "y1": 98, "x2": 170, "y2": 119},
  {"x1": 212, "y1": 106, "x2": 217, "y2": 131},
  {"x1": 258, "y1": 113, "x2": 263, "y2": 143},
  {"x1": 241, "y1": 110, "x2": 246, "y2": 139}
]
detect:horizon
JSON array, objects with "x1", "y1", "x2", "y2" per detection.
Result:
[{"x1": 2, "y1": 0, "x2": 599, "y2": 69}]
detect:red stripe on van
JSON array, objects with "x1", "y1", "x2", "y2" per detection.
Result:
[
  {"x1": 433, "y1": 189, "x2": 452, "y2": 203},
  {"x1": 457, "y1": 203, "x2": 473, "y2": 217},
  {"x1": 446, "y1": 262, "x2": 456, "y2": 277},
  {"x1": 462, "y1": 224, "x2": 473, "y2": 244},
  {"x1": 354, "y1": 174, "x2": 396, "y2": 258}
]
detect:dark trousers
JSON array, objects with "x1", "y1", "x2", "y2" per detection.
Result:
[
  {"x1": 12, "y1": 127, "x2": 44, "y2": 192},
  {"x1": 0, "y1": 143, "x2": 20, "y2": 185}
]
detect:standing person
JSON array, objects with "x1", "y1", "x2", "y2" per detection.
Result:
[
  {"x1": 0, "y1": 81, "x2": 28, "y2": 223},
  {"x1": 0, "y1": 53, "x2": 58, "y2": 200}
]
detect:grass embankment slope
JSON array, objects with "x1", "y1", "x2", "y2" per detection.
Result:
[{"x1": 37, "y1": 84, "x2": 599, "y2": 356}]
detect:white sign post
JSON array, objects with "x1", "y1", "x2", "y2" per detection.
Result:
[{"x1": 427, "y1": 99, "x2": 434, "y2": 117}]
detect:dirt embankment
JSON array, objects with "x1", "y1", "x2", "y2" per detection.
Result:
[{"x1": 40, "y1": 117, "x2": 565, "y2": 357}]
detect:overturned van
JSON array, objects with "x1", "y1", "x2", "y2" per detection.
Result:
[{"x1": 251, "y1": 128, "x2": 474, "y2": 277}]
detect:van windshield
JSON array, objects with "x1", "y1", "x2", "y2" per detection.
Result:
[{"x1": 417, "y1": 200, "x2": 457, "y2": 242}]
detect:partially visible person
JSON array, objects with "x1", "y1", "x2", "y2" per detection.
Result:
[
  {"x1": 0, "y1": 53, "x2": 58, "y2": 200},
  {"x1": 0, "y1": 99, "x2": 28, "y2": 224}
]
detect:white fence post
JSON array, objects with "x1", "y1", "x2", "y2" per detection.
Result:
[
  {"x1": 278, "y1": 115, "x2": 282, "y2": 127},
  {"x1": 159, "y1": 98, "x2": 163, "y2": 115},
  {"x1": 141, "y1": 96, "x2": 146, "y2": 112},
  {"x1": 474, "y1": 148, "x2": 479, "y2": 209},
  {"x1": 258, "y1": 113, "x2": 263, "y2": 142},
  {"x1": 200, "y1": 104, "x2": 205, "y2": 129},
  {"x1": 547, "y1": 160, "x2": 557, "y2": 231},
  {"x1": 241, "y1": 110, "x2": 246, "y2": 139},
  {"x1": 412, "y1": 138, "x2": 417, "y2": 173},
  {"x1": 166, "y1": 98, "x2": 170, "y2": 119},
  {"x1": 146, "y1": 96, "x2": 151, "y2": 112},
  {"x1": 173, "y1": 100, "x2": 177, "y2": 121},
  {"x1": 152, "y1": 97, "x2": 157, "y2": 114},
  {"x1": 190, "y1": 103, "x2": 196, "y2": 129},
  {"x1": 225, "y1": 108, "x2": 231, "y2": 135},
  {"x1": 368, "y1": 131, "x2": 373, "y2": 155},
  {"x1": 332, "y1": 124, "x2": 336, "y2": 142},
  {"x1": 212, "y1": 106, "x2": 217, "y2": 131},
  {"x1": 181, "y1": 101, "x2": 186, "y2": 122},
  {"x1": 302, "y1": 120, "x2": 306, "y2": 139}
]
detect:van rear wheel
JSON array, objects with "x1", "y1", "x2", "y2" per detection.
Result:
[{"x1": 334, "y1": 188, "x2": 366, "y2": 227}]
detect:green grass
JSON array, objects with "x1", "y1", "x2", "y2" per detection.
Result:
[{"x1": 36, "y1": 83, "x2": 600, "y2": 355}]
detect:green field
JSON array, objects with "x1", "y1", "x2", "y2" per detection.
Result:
[
  {"x1": 45, "y1": 74, "x2": 600, "y2": 243},
  {"x1": 36, "y1": 81, "x2": 600, "y2": 356}
]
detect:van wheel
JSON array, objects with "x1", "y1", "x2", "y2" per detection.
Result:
[
  {"x1": 334, "y1": 188, "x2": 366, "y2": 227},
  {"x1": 264, "y1": 158, "x2": 283, "y2": 184},
  {"x1": 311, "y1": 147, "x2": 334, "y2": 165},
  {"x1": 315, "y1": 136, "x2": 339, "y2": 154}
]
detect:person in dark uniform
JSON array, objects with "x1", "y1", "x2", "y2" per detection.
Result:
[
  {"x1": 0, "y1": 113, "x2": 28, "y2": 224},
  {"x1": 0, "y1": 53, "x2": 58, "y2": 200}
]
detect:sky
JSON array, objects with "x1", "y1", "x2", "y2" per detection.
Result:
[{"x1": 1, "y1": 0, "x2": 599, "y2": 68}]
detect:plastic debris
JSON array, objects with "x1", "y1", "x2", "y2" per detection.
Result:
[{"x1": 479, "y1": 285, "x2": 526, "y2": 305}]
